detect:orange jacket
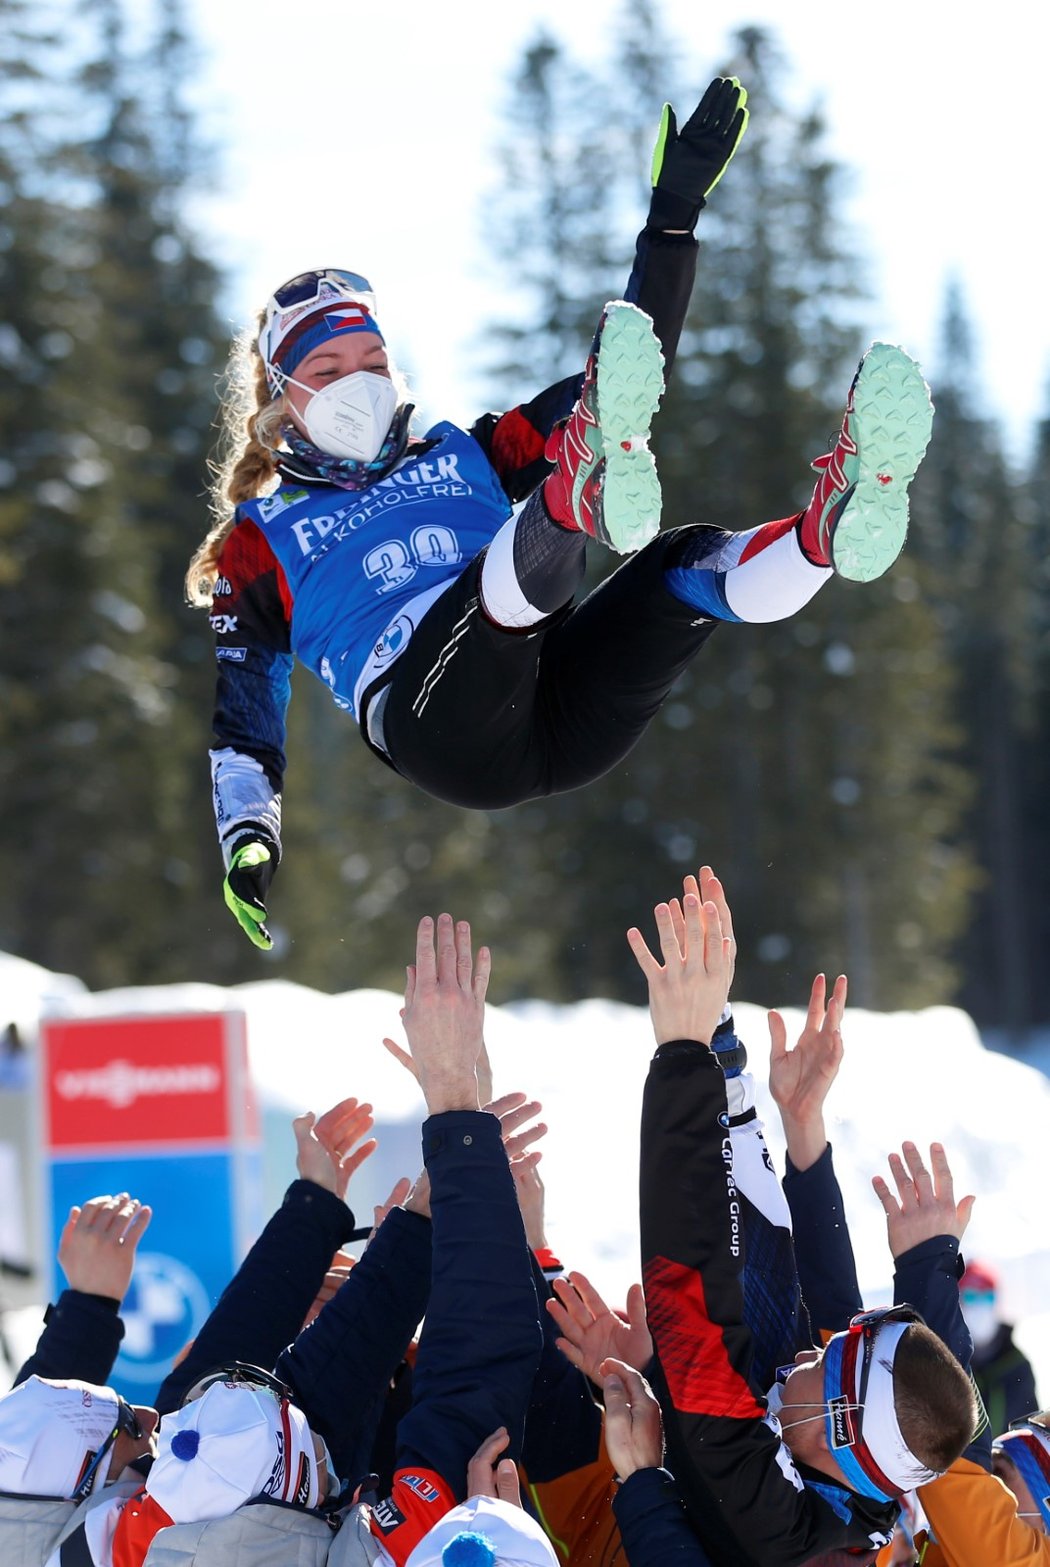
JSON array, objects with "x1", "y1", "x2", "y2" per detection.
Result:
[
  {"x1": 521, "y1": 1431, "x2": 624, "y2": 1567},
  {"x1": 875, "y1": 1457, "x2": 1050, "y2": 1567}
]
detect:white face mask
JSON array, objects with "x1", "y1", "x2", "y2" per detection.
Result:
[
  {"x1": 287, "y1": 370, "x2": 399, "y2": 462},
  {"x1": 962, "y1": 1298, "x2": 1000, "y2": 1351}
]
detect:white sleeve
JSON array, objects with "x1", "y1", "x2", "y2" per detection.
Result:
[{"x1": 209, "y1": 747, "x2": 283, "y2": 867}]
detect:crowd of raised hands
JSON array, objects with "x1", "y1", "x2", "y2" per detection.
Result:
[{"x1": 0, "y1": 873, "x2": 1044, "y2": 1567}]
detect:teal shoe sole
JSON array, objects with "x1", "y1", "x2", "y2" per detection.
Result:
[
  {"x1": 594, "y1": 302, "x2": 666, "y2": 554},
  {"x1": 830, "y1": 341, "x2": 934, "y2": 583}
]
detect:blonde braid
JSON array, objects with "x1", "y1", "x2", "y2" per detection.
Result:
[{"x1": 185, "y1": 315, "x2": 285, "y2": 606}]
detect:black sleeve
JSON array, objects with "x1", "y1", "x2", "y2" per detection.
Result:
[
  {"x1": 520, "y1": 1254, "x2": 603, "y2": 1482},
  {"x1": 613, "y1": 1466, "x2": 714, "y2": 1567},
  {"x1": 783, "y1": 1143, "x2": 864, "y2": 1335},
  {"x1": 894, "y1": 1235, "x2": 991, "y2": 1471},
  {"x1": 394, "y1": 1110, "x2": 542, "y2": 1491},
  {"x1": 276, "y1": 1205, "x2": 432, "y2": 1486},
  {"x1": 640, "y1": 1039, "x2": 891, "y2": 1567},
  {"x1": 210, "y1": 519, "x2": 293, "y2": 780},
  {"x1": 624, "y1": 227, "x2": 699, "y2": 379},
  {"x1": 470, "y1": 225, "x2": 699, "y2": 504},
  {"x1": 153, "y1": 1179, "x2": 355, "y2": 1413},
  {"x1": 14, "y1": 1290, "x2": 123, "y2": 1388}
]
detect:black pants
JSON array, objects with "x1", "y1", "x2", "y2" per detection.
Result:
[{"x1": 377, "y1": 525, "x2": 720, "y2": 810}]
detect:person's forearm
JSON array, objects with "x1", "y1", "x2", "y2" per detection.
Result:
[
  {"x1": 613, "y1": 1467, "x2": 715, "y2": 1567},
  {"x1": 624, "y1": 228, "x2": 698, "y2": 380},
  {"x1": 783, "y1": 1142, "x2": 862, "y2": 1335},
  {"x1": 396, "y1": 1109, "x2": 542, "y2": 1495},
  {"x1": 154, "y1": 1178, "x2": 355, "y2": 1413},
  {"x1": 778, "y1": 1113, "x2": 827, "y2": 1175},
  {"x1": 277, "y1": 1204, "x2": 432, "y2": 1484},
  {"x1": 14, "y1": 1290, "x2": 123, "y2": 1388},
  {"x1": 893, "y1": 1233, "x2": 991, "y2": 1470},
  {"x1": 640, "y1": 1041, "x2": 851, "y2": 1566},
  {"x1": 521, "y1": 1254, "x2": 603, "y2": 1479}
]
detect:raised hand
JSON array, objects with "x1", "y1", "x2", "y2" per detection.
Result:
[
  {"x1": 663, "y1": 867, "x2": 736, "y2": 1002},
  {"x1": 372, "y1": 1176, "x2": 413, "y2": 1235},
  {"x1": 484, "y1": 1090, "x2": 547, "y2": 1161},
  {"x1": 466, "y1": 1427, "x2": 522, "y2": 1507},
  {"x1": 293, "y1": 1096, "x2": 377, "y2": 1200},
  {"x1": 483, "y1": 1091, "x2": 548, "y2": 1248},
  {"x1": 649, "y1": 76, "x2": 749, "y2": 231},
  {"x1": 768, "y1": 973, "x2": 847, "y2": 1172},
  {"x1": 627, "y1": 886, "x2": 732, "y2": 1046},
  {"x1": 510, "y1": 1154, "x2": 547, "y2": 1253},
  {"x1": 547, "y1": 1271, "x2": 652, "y2": 1387},
  {"x1": 872, "y1": 1141, "x2": 975, "y2": 1260},
  {"x1": 58, "y1": 1193, "x2": 152, "y2": 1302},
  {"x1": 399, "y1": 913, "x2": 491, "y2": 1114},
  {"x1": 223, "y1": 837, "x2": 277, "y2": 950},
  {"x1": 600, "y1": 1359, "x2": 665, "y2": 1479}
]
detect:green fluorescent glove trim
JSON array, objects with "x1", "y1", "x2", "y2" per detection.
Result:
[
  {"x1": 223, "y1": 879, "x2": 273, "y2": 950},
  {"x1": 650, "y1": 102, "x2": 673, "y2": 187},
  {"x1": 231, "y1": 841, "x2": 271, "y2": 872},
  {"x1": 224, "y1": 840, "x2": 274, "y2": 950},
  {"x1": 704, "y1": 103, "x2": 749, "y2": 196}
]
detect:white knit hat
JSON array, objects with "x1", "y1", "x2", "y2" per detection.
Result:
[
  {"x1": 405, "y1": 1496, "x2": 559, "y2": 1567},
  {"x1": 147, "y1": 1381, "x2": 320, "y2": 1522},
  {"x1": 0, "y1": 1376, "x2": 121, "y2": 1499}
]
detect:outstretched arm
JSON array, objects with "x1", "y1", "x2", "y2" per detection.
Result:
[
  {"x1": 209, "y1": 518, "x2": 293, "y2": 950},
  {"x1": 873, "y1": 1140, "x2": 988, "y2": 1468},
  {"x1": 368, "y1": 916, "x2": 542, "y2": 1564},
  {"x1": 768, "y1": 974, "x2": 846, "y2": 1175},
  {"x1": 634, "y1": 874, "x2": 883, "y2": 1565},
  {"x1": 770, "y1": 975, "x2": 864, "y2": 1334},
  {"x1": 155, "y1": 1099, "x2": 374, "y2": 1412},
  {"x1": 628, "y1": 77, "x2": 749, "y2": 374},
  {"x1": 473, "y1": 77, "x2": 748, "y2": 502},
  {"x1": 605, "y1": 1359, "x2": 715, "y2": 1567},
  {"x1": 15, "y1": 1193, "x2": 151, "y2": 1388}
]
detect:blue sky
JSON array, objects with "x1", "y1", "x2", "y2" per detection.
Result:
[{"x1": 182, "y1": 0, "x2": 1047, "y2": 461}]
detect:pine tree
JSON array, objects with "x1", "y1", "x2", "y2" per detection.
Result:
[
  {"x1": 470, "y1": 11, "x2": 975, "y2": 1007},
  {"x1": 0, "y1": 0, "x2": 231, "y2": 985},
  {"x1": 1023, "y1": 384, "x2": 1050, "y2": 1021},
  {"x1": 909, "y1": 284, "x2": 1035, "y2": 1027}
]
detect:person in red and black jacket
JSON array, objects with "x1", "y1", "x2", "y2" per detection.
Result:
[{"x1": 629, "y1": 868, "x2": 977, "y2": 1567}]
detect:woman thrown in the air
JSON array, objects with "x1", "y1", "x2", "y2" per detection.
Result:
[{"x1": 186, "y1": 77, "x2": 932, "y2": 949}]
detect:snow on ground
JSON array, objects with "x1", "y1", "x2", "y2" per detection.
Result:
[{"x1": 3, "y1": 952, "x2": 1050, "y2": 1401}]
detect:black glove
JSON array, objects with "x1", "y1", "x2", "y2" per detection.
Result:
[
  {"x1": 648, "y1": 76, "x2": 749, "y2": 232},
  {"x1": 223, "y1": 835, "x2": 278, "y2": 950}
]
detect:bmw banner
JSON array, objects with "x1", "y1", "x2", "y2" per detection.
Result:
[{"x1": 38, "y1": 1013, "x2": 263, "y2": 1400}]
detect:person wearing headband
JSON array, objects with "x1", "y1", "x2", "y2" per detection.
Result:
[
  {"x1": 186, "y1": 78, "x2": 933, "y2": 956},
  {"x1": 628, "y1": 868, "x2": 977, "y2": 1567}
]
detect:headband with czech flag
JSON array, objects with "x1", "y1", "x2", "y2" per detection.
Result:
[
  {"x1": 260, "y1": 268, "x2": 384, "y2": 396},
  {"x1": 820, "y1": 1306, "x2": 941, "y2": 1503}
]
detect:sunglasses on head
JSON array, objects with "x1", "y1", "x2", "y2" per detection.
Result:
[
  {"x1": 820, "y1": 1304, "x2": 925, "y2": 1502},
  {"x1": 848, "y1": 1304, "x2": 925, "y2": 1338},
  {"x1": 72, "y1": 1398, "x2": 142, "y2": 1500},
  {"x1": 271, "y1": 269, "x2": 374, "y2": 313},
  {"x1": 191, "y1": 1362, "x2": 295, "y2": 1404},
  {"x1": 845, "y1": 1305, "x2": 925, "y2": 1433}
]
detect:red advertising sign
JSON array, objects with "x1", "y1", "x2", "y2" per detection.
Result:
[{"x1": 40, "y1": 1014, "x2": 253, "y2": 1150}]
